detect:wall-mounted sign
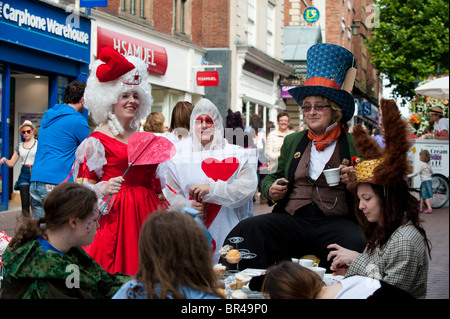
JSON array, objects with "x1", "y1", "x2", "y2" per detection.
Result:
[
  {"x1": 0, "y1": 0, "x2": 90, "y2": 63},
  {"x1": 197, "y1": 71, "x2": 219, "y2": 86},
  {"x1": 281, "y1": 85, "x2": 297, "y2": 98},
  {"x1": 303, "y1": 7, "x2": 320, "y2": 24},
  {"x1": 80, "y1": 0, "x2": 108, "y2": 7},
  {"x1": 97, "y1": 27, "x2": 168, "y2": 76}
]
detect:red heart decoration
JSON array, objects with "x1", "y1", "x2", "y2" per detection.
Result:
[
  {"x1": 128, "y1": 132, "x2": 176, "y2": 165},
  {"x1": 201, "y1": 157, "x2": 239, "y2": 182},
  {"x1": 96, "y1": 47, "x2": 136, "y2": 83}
]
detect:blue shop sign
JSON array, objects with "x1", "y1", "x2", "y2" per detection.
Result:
[
  {"x1": 80, "y1": 0, "x2": 108, "y2": 7},
  {"x1": 0, "y1": 0, "x2": 90, "y2": 63}
]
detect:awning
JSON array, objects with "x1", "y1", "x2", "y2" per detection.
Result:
[{"x1": 283, "y1": 26, "x2": 322, "y2": 61}]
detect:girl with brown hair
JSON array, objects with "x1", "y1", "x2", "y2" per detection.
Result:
[
  {"x1": 262, "y1": 261, "x2": 413, "y2": 299},
  {"x1": 0, "y1": 183, "x2": 131, "y2": 299},
  {"x1": 112, "y1": 210, "x2": 223, "y2": 299},
  {"x1": 327, "y1": 99, "x2": 432, "y2": 299}
]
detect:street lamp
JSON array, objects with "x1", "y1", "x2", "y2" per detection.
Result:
[{"x1": 351, "y1": 20, "x2": 361, "y2": 36}]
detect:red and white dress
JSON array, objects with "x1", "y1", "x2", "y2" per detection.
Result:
[
  {"x1": 75, "y1": 132, "x2": 166, "y2": 275},
  {"x1": 163, "y1": 139, "x2": 258, "y2": 263}
]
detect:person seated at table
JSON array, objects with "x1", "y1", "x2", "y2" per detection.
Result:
[
  {"x1": 112, "y1": 210, "x2": 224, "y2": 299},
  {"x1": 261, "y1": 261, "x2": 414, "y2": 299},
  {"x1": 0, "y1": 183, "x2": 132, "y2": 299},
  {"x1": 220, "y1": 43, "x2": 366, "y2": 271},
  {"x1": 327, "y1": 99, "x2": 432, "y2": 299}
]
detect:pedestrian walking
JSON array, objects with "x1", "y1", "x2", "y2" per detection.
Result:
[
  {"x1": 0, "y1": 120, "x2": 37, "y2": 216},
  {"x1": 265, "y1": 111, "x2": 292, "y2": 174},
  {"x1": 29, "y1": 81, "x2": 91, "y2": 219}
]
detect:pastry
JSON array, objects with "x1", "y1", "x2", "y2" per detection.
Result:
[
  {"x1": 226, "y1": 249, "x2": 241, "y2": 264},
  {"x1": 213, "y1": 263, "x2": 226, "y2": 275},
  {"x1": 235, "y1": 271, "x2": 251, "y2": 288},
  {"x1": 231, "y1": 290, "x2": 248, "y2": 299},
  {"x1": 219, "y1": 244, "x2": 233, "y2": 257}
]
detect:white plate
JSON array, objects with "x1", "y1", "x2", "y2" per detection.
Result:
[
  {"x1": 323, "y1": 274, "x2": 344, "y2": 286},
  {"x1": 242, "y1": 268, "x2": 266, "y2": 277}
]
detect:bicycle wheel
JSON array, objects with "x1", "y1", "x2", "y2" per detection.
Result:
[{"x1": 430, "y1": 174, "x2": 449, "y2": 209}]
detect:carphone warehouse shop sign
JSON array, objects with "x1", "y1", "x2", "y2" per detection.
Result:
[{"x1": 0, "y1": 0, "x2": 91, "y2": 63}]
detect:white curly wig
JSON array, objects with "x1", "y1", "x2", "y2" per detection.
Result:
[{"x1": 84, "y1": 54, "x2": 153, "y2": 135}]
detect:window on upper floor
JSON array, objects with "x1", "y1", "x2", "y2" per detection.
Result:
[
  {"x1": 267, "y1": 2, "x2": 275, "y2": 56},
  {"x1": 173, "y1": 0, "x2": 192, "y2": 38},
  {"x1": 247, "y1": 0, "x2": 257, "y2": 46},
  {"x1": 120, "y1": 0, "x2": 152, "y2": 23},
  {"x1": 174, "y1": 0, "x2": 186, "y2": 34}
]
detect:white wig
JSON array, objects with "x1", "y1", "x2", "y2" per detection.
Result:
[{"x1": 84, "y1": 54, "x2": 153, "y2": 135}]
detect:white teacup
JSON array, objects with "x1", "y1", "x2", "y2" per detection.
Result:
[
  {"x1": 323, "y1": 168, "x2": 340, "y2": 187},
  {"x1": 307, "y1": 266, "x2": 326, "y2": 280},
  {"x1": 299, "y1": 259, "x2": 318, "y2": 267}
]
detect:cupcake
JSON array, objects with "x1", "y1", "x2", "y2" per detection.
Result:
[
  {"x1": 219, "y1": 244, "x2": 233, "y2": 258},
  {"x1": 226, "y1": 249, "x2": 241, "y2": 264},
  {"x1": 213, "y1": 263, "x2": 226, "y2": 276},
  {"x1": 231, "y1": 290, "x2": 248, "y2": 299},
  {"x1": 235, "y1": 271, "x2": 251, "y2": 288}
]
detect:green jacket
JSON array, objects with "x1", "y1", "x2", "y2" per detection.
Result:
[
  {"x1": 262, "y1": 130, "x2": 359, "y2": 207},
  {"x1": 0, "y1": 240, "x2": 132, "y2": 299}
]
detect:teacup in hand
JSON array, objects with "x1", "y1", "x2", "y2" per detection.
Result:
[{"x1": 323, "y1": 168, "x2": 340, "y2": 187}]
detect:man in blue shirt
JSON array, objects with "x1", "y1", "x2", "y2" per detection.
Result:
[{"x1": 30, "y1": 81, "x2": 91, "y2": 218}]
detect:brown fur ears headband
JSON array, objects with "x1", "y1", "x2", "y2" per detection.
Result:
[{"x1": 348, "y1": 99, "x2": 412, "y2": 191}]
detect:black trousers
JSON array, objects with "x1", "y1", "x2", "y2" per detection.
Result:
[
  {"x1": 19, "y1": 184, "x2": 31, "y2": 217},
  {"x1": 220, "y1": 203, "x2": 366, "y2": 272}
]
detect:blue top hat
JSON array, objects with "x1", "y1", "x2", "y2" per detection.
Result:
[{"x1": 288, "y1": 43, "x2": 356, "y2": 123}]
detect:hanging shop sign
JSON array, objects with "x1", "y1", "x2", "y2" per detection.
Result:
[
  {"x1": 303, "y1": 7, "x2": 320, "y2": 24},
  {"x1": 196, "y1": 71, "x2": 219, "y2": 86},
  {"x1": 97, "y1": 27, "x2": 168, "y2": 76},
  {"x1": 0, "y1": 0, "x2": 90, "y2": 63}
]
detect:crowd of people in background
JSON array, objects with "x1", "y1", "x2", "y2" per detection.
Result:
[{"x1": 0, "y1": 43, "x2": 447, "y2": 300}]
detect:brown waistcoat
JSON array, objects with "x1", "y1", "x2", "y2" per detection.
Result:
[{"x1": 284, "y1": 142, "x2": 349, "y2": 217}]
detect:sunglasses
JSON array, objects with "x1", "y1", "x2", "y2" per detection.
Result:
[
  {"x1": 301, "y1": 105, "x2": 331, "y2": 113},
  {"x1": 195, "y1": 115, "x2": 214, "y2": 127},
  {"x1": 21, "y1": 130, "x2": 32, "y2": 135}
]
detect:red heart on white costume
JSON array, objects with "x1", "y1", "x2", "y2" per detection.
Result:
[{"x1": 201, "y1": 157, "x2": 239, "y2": 182}]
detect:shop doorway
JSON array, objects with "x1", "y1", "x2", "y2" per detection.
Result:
[{"x1": 1, "y1": 71, "x2": 51, "y2": 210}]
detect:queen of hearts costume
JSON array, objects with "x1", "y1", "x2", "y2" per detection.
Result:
[
  {"x1": 163, "y1": 99, "x2": 258, "y2": 262},
  {"x1": 74, "y1": 47, "x2": 171, "y2": 276}
]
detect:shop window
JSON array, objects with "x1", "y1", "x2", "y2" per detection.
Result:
[{"x1": 243, "y1": 61, "x2": 274, "y2": 82}]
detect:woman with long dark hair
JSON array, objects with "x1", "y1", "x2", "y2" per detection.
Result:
[{"x1": 327, "y1": 99, "x2": 432, "y2": 299}]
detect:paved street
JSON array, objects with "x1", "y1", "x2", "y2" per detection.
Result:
[{"x1": 1, "y1": 198, "x2": 448, "y2": 299}]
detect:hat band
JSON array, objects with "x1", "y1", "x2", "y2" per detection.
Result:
[{"x1": 304, "y1": 77, "x2": 341, "y2": 90}]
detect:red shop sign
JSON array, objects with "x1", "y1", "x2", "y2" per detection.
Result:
[
  {"x1": 197, "y1": 71, "x2": 219, "y2": 86},
  {"x1": 97, "y1": 27, "x2": 168, "y2": 76}
]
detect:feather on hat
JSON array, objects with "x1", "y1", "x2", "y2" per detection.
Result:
[{"x1": 348, "y1": 99, "x2": 412, "y2": 191}]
